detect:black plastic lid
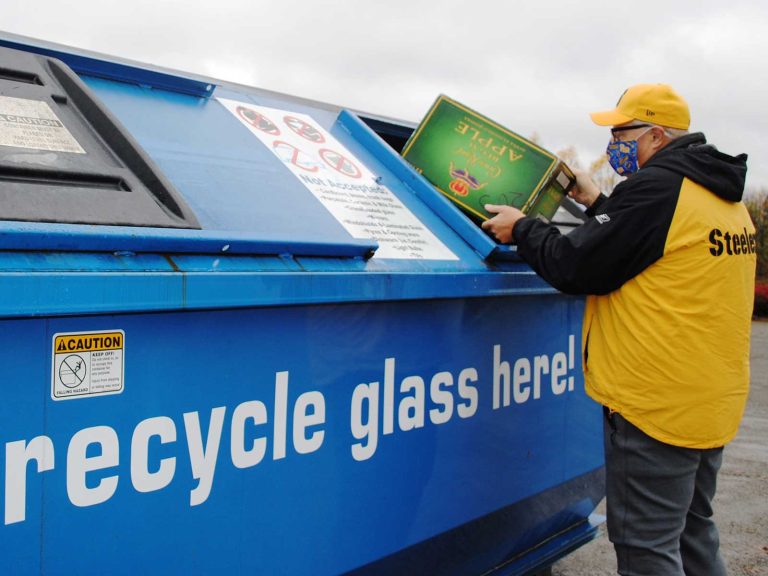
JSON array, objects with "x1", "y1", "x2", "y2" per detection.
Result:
[{"x1": 0, "y1": 46, "x2": 200, "y2": 229}]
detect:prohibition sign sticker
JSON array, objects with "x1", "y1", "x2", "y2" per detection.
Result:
[
  {"x1": 273, "y1": 140, "x2": 320, "y2": 172},
  {"x1": 59, "y1": 355, "x2": 87, "y2": 388},
  {"x1": 284, "y1": 116, "x2": 325, "y2": 143},
  {"x1": 236, "y1": 106, "x2": 281, "y2": 135},
  {"x1": 52, "y1": 330, "x2": 125, "y2": 400},
  {"x1": 319, "y1": 148, "x2": 362, "y2": 178}
]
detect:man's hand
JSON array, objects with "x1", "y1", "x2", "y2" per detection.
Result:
[
  {"x1": 481, "y1": 204, "x2": 526, "y2": 244},
  {"x1": 569, "y1": 169, "x2": 601, "y2": 208}
]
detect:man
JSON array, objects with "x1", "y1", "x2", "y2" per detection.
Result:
[{"x1": 482, "y1": 84, "x2": 755, "y2": 575}]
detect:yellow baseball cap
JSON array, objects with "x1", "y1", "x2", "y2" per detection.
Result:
[{"x1": 590, "y1": 83, "x2": 690, "y2": 129}]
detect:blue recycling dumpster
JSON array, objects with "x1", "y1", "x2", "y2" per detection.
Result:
[{"x1": 0, "y1": 33, "x2": 604, "y2": 576}]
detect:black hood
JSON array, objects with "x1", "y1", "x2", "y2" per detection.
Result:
[{"x1": 644, "y1": 132, "x2": 748, "y2": 202}]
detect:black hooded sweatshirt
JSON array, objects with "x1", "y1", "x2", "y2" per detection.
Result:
[{"x1": 512, "y1": 132, "x2": 750, "y2": 295}]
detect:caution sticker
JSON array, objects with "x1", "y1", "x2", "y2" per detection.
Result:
[
  {"x1": 0, "y1": 95, "x2": 86, "y2": 154},
  {"x1": 51, "y1": 330, "x2": 124, "y2": 401}
]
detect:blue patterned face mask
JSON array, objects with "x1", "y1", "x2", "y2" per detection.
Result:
[
  {"x1": 607, "y1": 139, "x2": 639, "y2": 176},
  {"x1": 606, "y1": 127, "x2": 651, "y2": 176}
]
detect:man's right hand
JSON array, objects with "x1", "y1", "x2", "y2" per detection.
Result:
[
  {"x1": 569, "y1": 169, "x2": 601, "y2": 208},
  {"x1": 481, "y1": 204, "x2": 526, "y2": 244}
]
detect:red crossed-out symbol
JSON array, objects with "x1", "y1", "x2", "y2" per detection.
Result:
[
  {"x1": 319, "y1": 148, "x2": 362, "y2": 178},
  {"x1": 283, "y1": 116, "x2": 326, "y2": 143},
  {"x1": 236, "y1": 106, "x2": 280, "y2": 135},
  {"x1": 272, "y1": 140, "x2": 319, "y2": 172}
]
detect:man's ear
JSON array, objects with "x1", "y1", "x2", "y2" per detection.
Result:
[{"x1": 651, "y1": 127, "x2": 668, "y2": 150}]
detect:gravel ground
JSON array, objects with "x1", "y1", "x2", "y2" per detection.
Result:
[{"x1": 552, "y1": 320, "x2": 768, "y2": 575}]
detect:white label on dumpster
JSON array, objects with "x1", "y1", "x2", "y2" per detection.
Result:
[
  {"x1": 217, "y1": 98, "x2": 458, "y2": 260},
  {"x1": 51, "y1": 330, "x2": 125, "y2": 400},
  {"x1": 0, "y1": 95, "x2": 86, "y2": 154}
]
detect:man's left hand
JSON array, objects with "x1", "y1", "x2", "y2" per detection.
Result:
[{"x1": 481, "y1": 204, "x2": 526, "y2": 244}]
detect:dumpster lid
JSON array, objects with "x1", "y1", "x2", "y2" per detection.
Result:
[
  {"x1": 0, "y1": 43, "x2": 385, "y2": 258},
  {"x1": 0, "y1": 41, "x2": 475, "y2": 260},
  {"x1": 0, "y1": 45, "x2": 201, "y2": 232}
]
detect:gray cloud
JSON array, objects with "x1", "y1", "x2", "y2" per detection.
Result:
[{"x1": 3, "y1": 0, "x2": 767, "y2": 189}]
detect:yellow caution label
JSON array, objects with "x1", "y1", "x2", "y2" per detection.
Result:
[
  {"x1": 52, "y1": 330, "x2": 125, "y2": 401},
  {"x1": 55, "y1": 332, "x2": 123, "y2": 353}
]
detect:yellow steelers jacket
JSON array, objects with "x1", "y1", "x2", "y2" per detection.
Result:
[{"x1": 513, "y1": 133, "x2": 755, "y2": 448}]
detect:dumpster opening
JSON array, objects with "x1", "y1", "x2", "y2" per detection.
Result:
[
  {"x1": 0, "y1": 64, "x2": 43, "y2": 85},
  {"x1": 360, "y1": 115, "x2": 414, "y2": 153}
]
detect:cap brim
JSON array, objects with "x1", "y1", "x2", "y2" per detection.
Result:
[{"x1": 589, "y1": 109, "x2": 634, "y2": 126}]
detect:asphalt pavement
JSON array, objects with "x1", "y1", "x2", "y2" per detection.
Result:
[{"x1": 552, "y1": 320, "x2": 768, "y2": 576}]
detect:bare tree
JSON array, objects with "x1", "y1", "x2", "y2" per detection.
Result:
[
  {"x1": 745, "y1": 187, "x2": 768, "y2": 279},
  {"x1": 589, "y1": 155, "x2": 623, "y2": 196},
  {"x1": 556, "y1": 145, "x2": 582, "y2": 170}
]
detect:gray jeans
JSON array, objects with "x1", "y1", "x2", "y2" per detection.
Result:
[{"x1": 604, "y1": 409, "x2": 727, "y2": 576}]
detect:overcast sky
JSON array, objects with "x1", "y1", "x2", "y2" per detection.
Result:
[{"x1": 3, "y1": 0, "x2": 767, "y2": 191}]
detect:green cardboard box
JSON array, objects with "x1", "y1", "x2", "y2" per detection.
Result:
[{"x1": 402, "y1": 95, "x2": 575, "y2": 223}]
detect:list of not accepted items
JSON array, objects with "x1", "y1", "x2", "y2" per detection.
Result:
[{"x1": 217, "y1": 98, "x2": 457, "y2": 261}]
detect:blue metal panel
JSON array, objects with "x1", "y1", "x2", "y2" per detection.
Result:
[
  {"x1": 90, "y1": 80, "x2": 376, "y2": 250},
  {"x1": 345, "y1": 484, "x2": 604, "y2": 576},
  {"x1": 0, "y1": 296, "x2": 602, "y2": 575},
  {"x1": 0, "y1": 220, "x2": 377, "y2": 259},
  {"x1": 0, "y1": 319, "x2": 47, "y2": 575},
  {"x1": 0, "y1": 251, "x2": 554, "y2": 318}
]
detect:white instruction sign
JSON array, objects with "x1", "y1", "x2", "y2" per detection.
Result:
[
  {"x1": 52, "y1": 330, "x2": 124, "y2": 400},
  {"x1": 0, "y1": 95, "x2": 85, "y2": 154},
  {"x1": 218, "y1": 98, "x2": 457, "y2": 260}
]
